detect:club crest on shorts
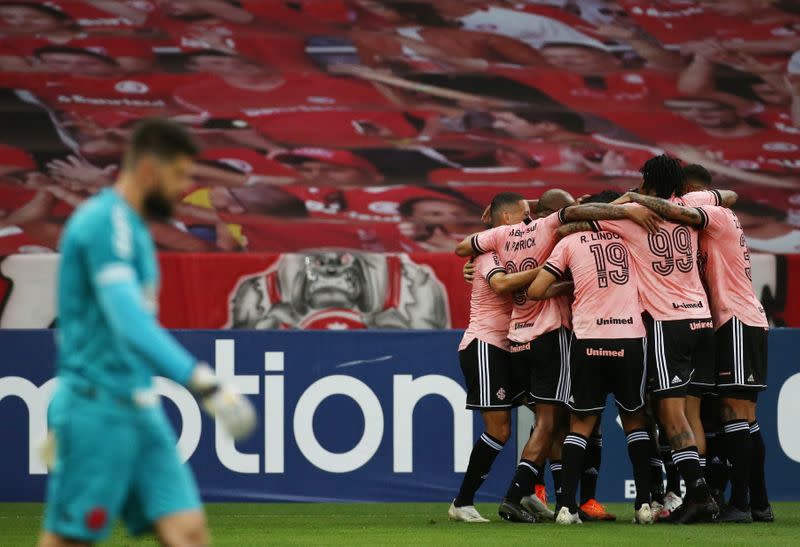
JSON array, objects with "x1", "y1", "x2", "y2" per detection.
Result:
[
  {"x1": 496, "y1": 387, "x2": 506, "y2": 401},
  {"x1": 85, "y1": 507, "x2": 108, "y2": 530}
]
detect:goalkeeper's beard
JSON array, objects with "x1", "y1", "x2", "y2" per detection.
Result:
[{"x1": 143, "y1": 187, "x2": 174, "y2": 222}]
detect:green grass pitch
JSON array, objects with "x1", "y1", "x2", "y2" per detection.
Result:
[{"x1": 2, "y1": 502, "x2": 799, "y2": 545}]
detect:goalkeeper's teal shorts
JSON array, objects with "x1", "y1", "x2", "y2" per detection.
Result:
[{"x1": 43, "y1": 382, "x2": 201, "y2": 542}]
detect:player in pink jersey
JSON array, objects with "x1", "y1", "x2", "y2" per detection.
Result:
[
  {"x1": 558, "y1": 155, "x2": 719, "y2": 523},
  {"x1": 455, "y1": 190, "x2": 661, "y2": 523},
  {"x1": 620, "y1": 187, "x2": 772, "y2": 524},
  {"x1": 450, "y1": 194, "x2": 546, "y2": 524},
  {"x1": 653, "y1": 166, "x2": 738, "y2": 516},
  {"x1": 528, "y1": 190, "x2": 655, "y2": 525}
]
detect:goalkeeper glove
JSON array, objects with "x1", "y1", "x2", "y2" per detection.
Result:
[{"x1": 190, "y1": 362, "x2": 257, "y2": 440}]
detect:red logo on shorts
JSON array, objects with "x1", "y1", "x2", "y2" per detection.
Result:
[
  {"x1": 85, "y1": 507, "x2": 108, "y2": 530},
  {"x1": 496, "y1": 388, "x2": 506, "y2": 401}
]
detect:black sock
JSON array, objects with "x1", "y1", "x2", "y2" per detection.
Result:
[
  {"x1": 749, "y1": 421, "x2": 769, "y2": 510},
  {"x1": 455, "y1": 433, "x2": 505, "y2": 507},
  {"x1": 626, "y1": 429, "x2": 653, "y2": 510},
  {"x1": 650, "y1": 456, "x2": 665, "y2": 504},
  {"x1": 722, "y1": 420, "x2": 751, "y2": 511},
  {"x1": 580, "y1": 434, "x2": 602, "y2": 504},
  {"x1": 550, "y1": 460, "x2": 563, "y2": 498},
  {"x1": 534, "y1": 462, "x2": 545, "y2": 496},
  {"x1": 706, "y1": 431, "x2": 728, "y2": 492},
  {"x1": 504, "y1": 459, "x2": 542, "y2": 505},
  {"x1": 558, "y1": 434, "x2": 588, "y2": 513},
  {"x1": 659, "y1": 430, "x2": 682, "y2": 495},
  {"x1": 672, "y1": 446, "x2": 702, "y2": 497}
]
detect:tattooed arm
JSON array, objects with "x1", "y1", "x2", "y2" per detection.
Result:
[
  {"x1": 624, "y1": 192, "x2": 705, "y2": 228},
  {"x1": 556, "y1": 221, "x2": 594, "y2": 239},
  {"x1": 560, "y1": 203, "x2": 662, "y2": 233}
]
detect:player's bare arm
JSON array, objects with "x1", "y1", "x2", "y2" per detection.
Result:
[
  {"x1": 557, "y1": 221, "x2": 594, "y2": 239},
  {"x1": 455, "y1": 234, "x2": 479, "y2": 257},
  {"x1": 716, "y1": 189, "x2": 738, "y2": 207},
  {"x1": 488, "y1": 266, "x2": 543, "y2": 295},
  {"x1": 623, "y1": 192, "x2": 705, "y2": 227},
  {"x1": 456, "y1": 229, "x2": 495, "y2": 257},
  {"x1": 526, "y1": 269, "x2": 556, "y2": 300},
  {"x1": 529, "y1": 280, "x2": 574, "y2": 301},
  {"x1": 462, "y1": 259, "x2": 475, "y2": 284},
  {"x1": 561, "y1": 203, "x2": 662, "y2": 234}
]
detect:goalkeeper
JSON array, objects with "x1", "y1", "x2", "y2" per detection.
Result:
[{"x1": 39, "y1": 119, "x2": 256, "y2": 547}]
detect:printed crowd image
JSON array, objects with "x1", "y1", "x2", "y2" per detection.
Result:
[{"x1": 0, "y1": 1, "x2": 799, "y2": 547}]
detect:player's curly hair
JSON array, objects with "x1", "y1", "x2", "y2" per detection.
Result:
[{"x1": 640, "y1": 154, "x2": 685, "y2": 199}]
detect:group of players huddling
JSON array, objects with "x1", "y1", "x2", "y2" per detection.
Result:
[{"x1": 451, "y1": 155, "x2": 772, "y2": 526}]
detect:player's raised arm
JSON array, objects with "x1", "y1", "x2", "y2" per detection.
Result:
[
  {"x1": 559, "y1": 202, "x2": 663, "y2": 234},
  {"x1": 623, "y1": 192, "x2": 706, "y2": 228}
]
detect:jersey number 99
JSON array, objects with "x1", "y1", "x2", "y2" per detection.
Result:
[{"x1": 648, "y1": 226, "x2": 693, "y2": 276}]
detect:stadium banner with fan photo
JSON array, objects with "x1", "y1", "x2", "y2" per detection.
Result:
[
  {"x1": 1, "y1": 328, "x2": 800, "y2": 503},
  {"x1": 2, "y1": 252, "x2": 800, "y2": 329}
]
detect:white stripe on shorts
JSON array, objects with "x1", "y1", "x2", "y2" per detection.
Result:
[
  {"x1": 478, "y1": 340, "x2": 488, "y2": 406},
  {"x1": 654, "y1": 321, "x2": 669, "y2": 390}
]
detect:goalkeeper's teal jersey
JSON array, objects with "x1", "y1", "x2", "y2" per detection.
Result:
[{"x1": 57, "y1": 188, "x2": 194, "y2": 400}]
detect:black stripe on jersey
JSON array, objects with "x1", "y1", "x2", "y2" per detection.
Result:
[
  {"x1": 696, "y1": 207, "x2": 709, "y2": 229},
  {"x1": 471, "y1": 234, "x2": 485, "y2": 254},
  {"x1": 589, "y1": 220, "x2": 601, "y2": 232},
  {"x1": 486, "y1": 267, "x2": 505, "y2": 283},
  {"x1": 544, "y1": 263, "x2": 564, "y2": 279},
  {"x1": 711, "y1": 189, "x2": 723, "y2": 206}
]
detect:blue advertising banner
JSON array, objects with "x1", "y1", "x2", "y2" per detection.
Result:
[{"x1": 1, "y1": 329, "x2": 799, "y2": 503}]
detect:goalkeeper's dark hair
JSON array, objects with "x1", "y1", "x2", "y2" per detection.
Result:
[
  {"x1": 640, "y1": 154, "x2": 685, "y2": 199},
  {"x1": 582, "y1": 190, "x2": 622, "y2": 204},
  {"x1": 123, "y1": 118, "x2": 199, "y2": 169},
  {"x1": 683, "y1": 164, "x2": 712, "y2": 186}
]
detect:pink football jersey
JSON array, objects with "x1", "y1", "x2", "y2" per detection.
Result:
[
  {"x1": 471, "y1": 212, "x2": 566, "y2": 343},
  {"x1": 676, "y1": 192, "x2": 766, "y2": 327},
  {"x1": 459, "y1": 252, "x2": 513, "y2": 351},
  {"x1": 458, "y1": 253, "x2": 511, "y2": 351},
  {"x1": 696, "y1": 206, "x2": 769, "y2": 328},
  {"x1": 677, "y1": 190, "x2": 723, "y2": 208},
  {"x1": 544, "y1": 232, "x2": 645, "y2": 339},
  {"x1": 593, "y1": 204, "x2": 710, "y2": 321}
]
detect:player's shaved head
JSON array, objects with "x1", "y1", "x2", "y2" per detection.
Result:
[
  {"x1": 535, "y1": 189, "x2": 575, "y2": 217},
  {"x1": 490, "y1": 192, "x2": 528, "y2": 226}
]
